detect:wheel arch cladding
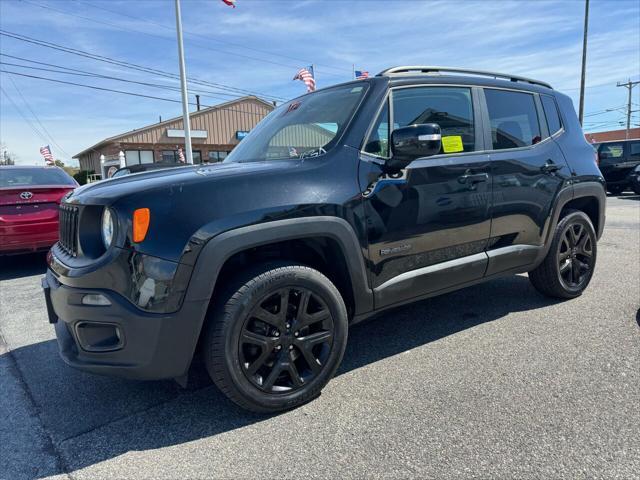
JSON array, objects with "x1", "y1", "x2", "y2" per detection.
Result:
[{"x1": 184, "y1": 216, "x2": 374, "y2": 330}]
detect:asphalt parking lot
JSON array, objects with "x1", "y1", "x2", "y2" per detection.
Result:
[{"x1": 1, "y1": 195, "x2": 638, "y2": 480}]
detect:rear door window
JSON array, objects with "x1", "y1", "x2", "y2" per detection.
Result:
[
  {"x1": 484, "y1": 89, "x2": 542, "y2": 150},
  {"x1": 628, "y1": 141, "x2": 640, "y2": 161},
  {"x1": 540, "y1": 95, "x2": 563, "y2": 135},
  {"x1": 598, "y1": 143, "x2": 625, "y2": 165},
  {"x1": 0, "y1": 168, "x2": 76, "y2": 187}
]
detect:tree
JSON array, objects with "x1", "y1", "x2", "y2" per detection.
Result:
[
  {"x1": 54, "y1": 159, "x2": 65, "y2": 167},
  {"x1": 0, "y1": 143, "x2": 16, "y2": 165}
]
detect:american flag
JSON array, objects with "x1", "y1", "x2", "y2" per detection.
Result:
[
  {"x1": 293, "y1": 66, "x2": 316, "y2": 93},
  {"x1": 40, "y1": 145, "x2": 54, "y2": 165},
  {"x1": 221, "y1": 0, "x2": 236, "y2": 7},
  {"x1": 177, "y1": 147, "x2": 185, "y2": 163},
  {"x1": 355, "y1": 70, "x2": 369, "y2": 80}
]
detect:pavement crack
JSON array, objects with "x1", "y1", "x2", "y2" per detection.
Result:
[
  {"x1": 0, "y1": 326, "x2": 76, "y2": 480},
  {"x1": 57, "y1": 386, "x2": 211, "y2": 445}
]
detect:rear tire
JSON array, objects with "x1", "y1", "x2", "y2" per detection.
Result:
[
  {"x1": 203, "y1": 262, "x2": 348, "y2": 413},
  {"x1": 528, "y1": 210, "x2": 597, "y2": 299}
]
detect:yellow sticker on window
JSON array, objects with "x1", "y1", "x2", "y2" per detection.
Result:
[{"x1": 441, "y1": 136, "x2": 464, "y2": 153}]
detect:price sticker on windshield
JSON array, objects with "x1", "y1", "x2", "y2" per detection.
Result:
[{"x1": 441, "y1": 136, "x2": 464, "y2": 153}]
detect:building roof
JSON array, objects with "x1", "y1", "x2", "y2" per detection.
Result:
[
  {"x1": 585, "y1": 127, "x2": 640, "y2": 144},
  {"x1": 73, "y1": 95, "x2": 275, "y2": 158}
]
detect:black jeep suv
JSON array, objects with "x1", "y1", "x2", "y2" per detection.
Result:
[
  {"x1": 593, "y1": 139, "x2": 640, "y2": 195},
  {"x1": 43, "y1": 66, "x2": 605, "y2": 412}
]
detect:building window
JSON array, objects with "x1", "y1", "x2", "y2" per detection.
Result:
[
  {"x1": 161, "y1": 150, "x2": 201, "y2": 163},
  {"x1": 208, "y1": 151, "x2": 228, "y2": 163},
  {"x1": 162, "y1": 150, "x2": 177, "y2": 162},
  {"x1": 484, "y1": 89, "x2": 541, "y2": 150},
  {"x1": 125, "y1": 150, "x2": 154, "y2": 165}
]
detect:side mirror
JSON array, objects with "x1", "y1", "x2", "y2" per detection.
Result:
[{"x1": 388, "y1": 124, "x2": 441, "y2": 171}]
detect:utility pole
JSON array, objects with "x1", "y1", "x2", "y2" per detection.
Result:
[
  {"x1": 578, "y1": 0, "x2": 589, "y2": 125},
  {"x1": 174, "y1": 0, "x2": 193, "y2": 164},
  {"x1": 617, "y1": 79, "x2": 639, "y2": 140}
]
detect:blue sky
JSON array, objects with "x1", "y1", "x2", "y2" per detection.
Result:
[{"x1": 0, "y1": 0, "x2": 638, "y2": 166}]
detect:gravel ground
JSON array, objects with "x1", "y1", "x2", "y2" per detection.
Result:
[{"x1": 1, "y1": 195, "x2": 638, "y2": 480}]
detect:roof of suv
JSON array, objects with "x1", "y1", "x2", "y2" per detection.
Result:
[
  {"x1": 378, "y1": 66, "x2": 551, "y2": 88},
  {"x1": 368, "y1": 65, "x2": 555, "y2": 94}
]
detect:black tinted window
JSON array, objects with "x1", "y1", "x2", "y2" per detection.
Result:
[
  {"x1": 392, "y1": 87, "x2": 475, "y2": 153},
  {"x1": 0, "y1": 168, "x2": 76, "y2": 187},
  {"x1": 629, "y1": 141, "x2": 640, "y2": 160},
  {"x1": 485, "y1": 89, "x2": 542, "y2": 150},
  {"x1": 598, "y1": 143, "x2": 625, "y2": 165},
  {"x1": 541, "y1": 95, "x2": 562, "y2": 135}
]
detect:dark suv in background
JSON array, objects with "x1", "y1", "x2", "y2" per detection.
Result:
[
  {"x1": 594, "y1": 139, "x2": 640, "y2": 194},
  {"x1": 42, "y1": 66, "x2": 605, "y2": 412}
]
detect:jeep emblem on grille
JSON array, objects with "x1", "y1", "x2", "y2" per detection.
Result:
[{"x1": 19, "y1": 191, "x2": 33, "y2": 200}]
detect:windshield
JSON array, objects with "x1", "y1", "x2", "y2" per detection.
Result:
[
  {"x1": 225, "y1": 84, "x2": 368, "y2": 163},
  {"x1": 0, "y1": 167, "x2": 76, "y2": 188}
]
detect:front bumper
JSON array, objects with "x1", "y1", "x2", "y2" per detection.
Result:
[{"x1": 43, "y1": 265, "x2": 209, "y2": 381}]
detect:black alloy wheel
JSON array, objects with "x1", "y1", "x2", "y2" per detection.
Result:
[
  {"x1": 528, "y1": 209, "x2": 597, "y2": 299},
  {"x1": 203, "y1": 263, "x2": 348, "y2": 413},
  {"x1": 240, "y1": 287, "x2": 334, "y2": 393},
  {"x1": 556, "y1": 222, "x2": 594, "y2": 291}
]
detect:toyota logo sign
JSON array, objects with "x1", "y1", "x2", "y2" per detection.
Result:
[{"x1": 20, "y1": 191, "x2": 33, "y2": 200}]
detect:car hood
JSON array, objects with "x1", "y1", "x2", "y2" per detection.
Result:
[{"x1": 66, "y1": 160, "x2": 296, "y2": 205}]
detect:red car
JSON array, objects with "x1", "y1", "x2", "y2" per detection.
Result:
[{"x1": 0, "y1": 166, "x2": 78, "y2": 255}]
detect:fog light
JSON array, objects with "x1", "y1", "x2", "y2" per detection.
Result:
[{"x1": 81, "y1": 294, "x2": 111, "y2": 306}]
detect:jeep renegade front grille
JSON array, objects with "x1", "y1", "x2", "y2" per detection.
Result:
[{"x1": 58, "y1": 204, "x2": 79, "y2": 256}]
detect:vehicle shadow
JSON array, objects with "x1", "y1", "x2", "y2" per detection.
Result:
[
  {"x1": 5, "y1": 274, "x2": 560, "y2": 478},
  {"x1": 607, "y1": 192, "x2": 640, "y2": 201},
  {"x1": 0, "y1": 252, "x2": 48, "y2": 281}
]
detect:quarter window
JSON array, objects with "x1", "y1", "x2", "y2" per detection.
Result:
[
  {"x1": 392, "y1": 87, "x2": 475, "y2": 153},
  {"x1": 485, "y1": 89, "x2": 542, "y2": 150},
  {"x1": 628, "y1": 141, "x2": 640, "y2": 160},
  {"x1": 541, "y1": 95, "x2": 563, "y2": 135},
  {"x1": 364, "y1": 100, "x2": 390, "y2": 157}
]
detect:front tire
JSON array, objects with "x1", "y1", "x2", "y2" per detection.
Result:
[
  {"x1": 529, "y1": 210, "x2": 597, "y2": 299},
  {"x1": 203, "y1": 262, "x2": 348, "y2": 413}
]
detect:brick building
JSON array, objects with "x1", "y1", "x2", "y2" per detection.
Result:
[
  {"x1": 584, "y1": 127, "x2": 640, "y2": 144},
  {"x1": 73, "y1": 96, "x2": 275, "y2": 178}
]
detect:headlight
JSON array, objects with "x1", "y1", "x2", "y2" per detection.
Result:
[
  {"x1": 101, "y1": 208, "x2": 115, "y2": 249},
  {"x1": 634, "y1": 164, "x2": 640, "y2": 173}
]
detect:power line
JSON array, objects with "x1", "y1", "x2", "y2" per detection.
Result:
[
  {"x1": 0, "y1": 86, "x2": 51, "y2": 147},
  {"x1": 21, "y1": 0, "x2": 348, "y2": 79},
  {"x1": 617, "y1": 79, "x2": 640, "y2": 140},
  {"x1": 0, "y1": 55, "x2": 262, "y2": 103},
  {"x1": 0, "y1": 70, "x2": 273, "y2": 118},
  {"x1": 0, "y1": 29, "x2": 286, "y2": 102},
  {"x1": 6, "y1": 75, "x2": 71, "y2": 158},
  {"x1": 73, "y1": 0, "x2": 350, "y2": 76}
]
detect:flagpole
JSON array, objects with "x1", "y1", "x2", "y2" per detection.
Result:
[{"x1": 174, "y1": 0, "x2": 193, "y2": 164}]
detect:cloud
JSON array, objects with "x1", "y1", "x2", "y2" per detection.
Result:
[{"x1": 1, "y1": 0, "x2": 639, "y2": 162}]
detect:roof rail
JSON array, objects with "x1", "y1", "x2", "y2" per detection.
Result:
[{"x1": 377, "y1": 66, "x2": 552, "y2": 89}]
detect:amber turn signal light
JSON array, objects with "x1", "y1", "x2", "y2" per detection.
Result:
[{"x1": 132, "y1": 208, "x2": 150, "y2": 243}]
